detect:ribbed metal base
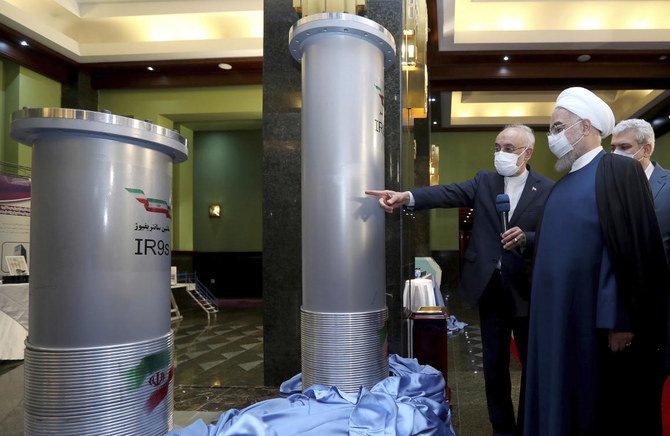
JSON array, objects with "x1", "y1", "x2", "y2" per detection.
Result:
[
  {"x1": 301, "y1": 308, "x2": 388, "y2": 393},
  {"x1": 24, "y1": 332, "x2": 174, "y2": 435}
]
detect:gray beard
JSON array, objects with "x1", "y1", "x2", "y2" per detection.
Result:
[{"x1": 555, "y1": 149, "x2": 578, "y2": 172}]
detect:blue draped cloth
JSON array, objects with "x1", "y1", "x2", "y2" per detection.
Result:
[{"x1": 170, "y1": 354, "x2": 456, "y2": 436}]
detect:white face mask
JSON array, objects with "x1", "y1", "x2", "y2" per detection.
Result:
[
  {"x1": 547, "y1": 121, "x2": 583, "y2": 159},
  {"x1": 494, "y1": 149, "x2": 526, "y2": 177},
  {"x1": 612, "y1": 147, "x2": 643, "y2": 161}
]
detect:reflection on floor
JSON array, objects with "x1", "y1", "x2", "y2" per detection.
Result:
[
  {"x1": 0, "y1": 291, "x2": 521, "y2": 435},
  {"x1": 446, "y1": 292, "x2": 522, "y2": 436},
  {"x1": 173, "y1": 305, "x2": 265, "y2": 387},
  {"x1": 172, "y1": 303, "x2": 279, "y2": 415}
]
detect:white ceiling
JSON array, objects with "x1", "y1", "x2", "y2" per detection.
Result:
[
  {"x1": 439, "y1": 0, "x2": 670, "y2": 51},
  {"x1": 0, "y1": 0, "x2": 263, "y2": 62},
  {"x1": 443, "y1": 89, "x2": 668, "y2": 128}
]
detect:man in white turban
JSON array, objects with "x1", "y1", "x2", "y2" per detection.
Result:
[
  {"x1": 549, "y1": 86, "x2": 615, "y2": 172},
  {"x1": 523, "y1": 87, "x2": 669, "y2": 436}
]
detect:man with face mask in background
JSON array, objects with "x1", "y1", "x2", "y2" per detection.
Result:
[
  {"x1": 366, "y1": 124, "x2": 554, "y2": 436},
  {"x1": 611, "y1": 118, "x2": 670, "y2": 264},
  {"x1": 524, "y1": 88, "x2": 670, "y2": 436}
]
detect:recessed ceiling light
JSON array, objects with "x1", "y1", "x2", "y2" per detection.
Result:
[
  {"x1": 19, "y1": 40, "x2": 28, "y2": 47},
  {"x1": 432, "y1": 121, "x2": 437, "y2": 125},
  {"x1": 147, "y1": 66, "x2": 154, "y2": 71},
  {"x1": 218, "y1": 63, "x2": 233, "y2": 70},
  {"x1": 577, "y1": 54, "x2": 591, "y2": 62},
  {"x1": 503, "y1": 56, "x2": 509, "y2": 61},
  {"x1": 660, "y1": 55, "x2": 668, "y2": 61}
]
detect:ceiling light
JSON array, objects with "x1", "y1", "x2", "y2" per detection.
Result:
[
  {"x1": 147, "y1": 66, "x2": 154, "y2": 71},
  {"x1": 19, "y1": 40, "x2": 28, "y2": 47},
  {"x1": 432, "y1": 121, "x2": 437, "y2": 125},
  {"x1": 503, "y1": 56, "x2": 509, "y2": 61},
  {"x1": 577, "y1": 54, "x2": 591, "y2": 62},
  {"x1": 218, "y1": 63, "x2": 233, "y2": 70},
  {"x1": 660, "y1": 56, "x2": 668, "y2": 61}
]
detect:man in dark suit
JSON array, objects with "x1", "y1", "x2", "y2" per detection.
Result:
[
  {"x1": 610, "y1": 118, "x2": 670, "y2": 264},
  {"x1": 366, "y1": 124, "x2": 554, "y2": 436},
  {"x1": 610, "y1": 119, "x2": 670, "y2": 423}
]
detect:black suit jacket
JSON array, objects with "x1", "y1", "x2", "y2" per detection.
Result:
[
  {"x1": 410, "y1": 167, "x2": 554, "y2": 316},
  {"x1": 596, "y1": 154, "x2": 670, "y2": 353}
]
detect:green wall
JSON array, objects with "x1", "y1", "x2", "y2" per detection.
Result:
[
  {"x1": 429, "y1": 131, "x2": 494, "y2": 250},
  {"x1": 1, "y1": 61, "x2": 61, "y2": 167},
  {"x1": 654, "y1": 131, "x2": 670, "y2": 167},
  {"x1": 98, "y1": 85, "x2": 262, "y2": 251},
  {"x1": 193, "y1": 130, "x2": 262, "y2": 252},
  {"x1": 174, "y1": 125, "x2": 194, "y2": 251}
]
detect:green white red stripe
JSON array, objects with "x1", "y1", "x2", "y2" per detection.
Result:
[
  {"x1": 124, "y1": 349, "x2": 171, "y2": 389},
  {"x1": 125, "y1": 188, "x2": 171, "y2": 218},
  {"x1": 124, "y1": 350, "x2": 173, "y2": 412}
]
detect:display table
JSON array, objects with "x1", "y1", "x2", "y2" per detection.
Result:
[
  {"x1": 0, "y1": 283, "x2": 28, "y2": 360},
  {"x1": 403, "y1": 279, "x2": 446, "y2": 359}
]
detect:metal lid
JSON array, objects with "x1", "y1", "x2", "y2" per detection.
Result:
[
  {"x1": 289, "y1": 12, "x2": 396, "y2": 70},
  {"x1": 10, "y1": 108, "x2": 188, "y2": 163}
]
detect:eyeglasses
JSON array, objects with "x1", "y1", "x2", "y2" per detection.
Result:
[
  {"x1": 548, "y1": 119, "x2": 582, "y2": 136},
  {"x1": 493, "y1": 145, "x2": 525, "y2": 154}
]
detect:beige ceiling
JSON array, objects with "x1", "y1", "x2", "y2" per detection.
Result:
[
  {"x1": 0, "y1": 0, "x2": 263, "y2": 62},
  {"x1": 439, "y1": 0, "x2": 670, "y2": 51},
  {"x1": 443, "y1": 89, "x2": 669, "y2": 128}
]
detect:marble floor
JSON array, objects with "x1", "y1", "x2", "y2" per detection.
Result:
[
  {"x1": 0, "y1": 291, "x2": 521, "y2": 435},
  {"x1": 446, "y1": 292, "x2": 522, "y2": 436}
]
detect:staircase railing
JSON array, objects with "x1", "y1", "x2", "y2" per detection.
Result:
[
  {"x1": 194, "y1": 276, "x2": 218, "y2": 307},
  {"x1": 176, "y1": 272, "x2": 219, "y2": 316}
]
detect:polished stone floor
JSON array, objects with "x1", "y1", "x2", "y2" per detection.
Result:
[
  {"x1": 446, "y1": 292, "x2": 522, "y2": 436},
  {"x1": 0, "y1": 291, "x2": 521, "y2": 435}
]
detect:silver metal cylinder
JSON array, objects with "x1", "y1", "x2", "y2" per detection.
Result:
[
  {"x1": 289, "y1": 13, "x2": 395, "y2": 392},
  {"x1": 11, "y1": 108, "x2": 187, "y2": 435}
]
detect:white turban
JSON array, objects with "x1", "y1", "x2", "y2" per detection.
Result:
[{"x1": 554, "y1": 87, "x2": 615, "y2": 138}]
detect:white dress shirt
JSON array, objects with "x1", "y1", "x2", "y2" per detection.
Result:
[
  {"x1": 570, "y1": 146, "x2": 603, "y2": 173},
  {"x1": 644, "y1": 161, "x2": 654, "y2": 180},
  {"x1": 505, "y1": 169, "x2": 529, "y2": 220}
]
